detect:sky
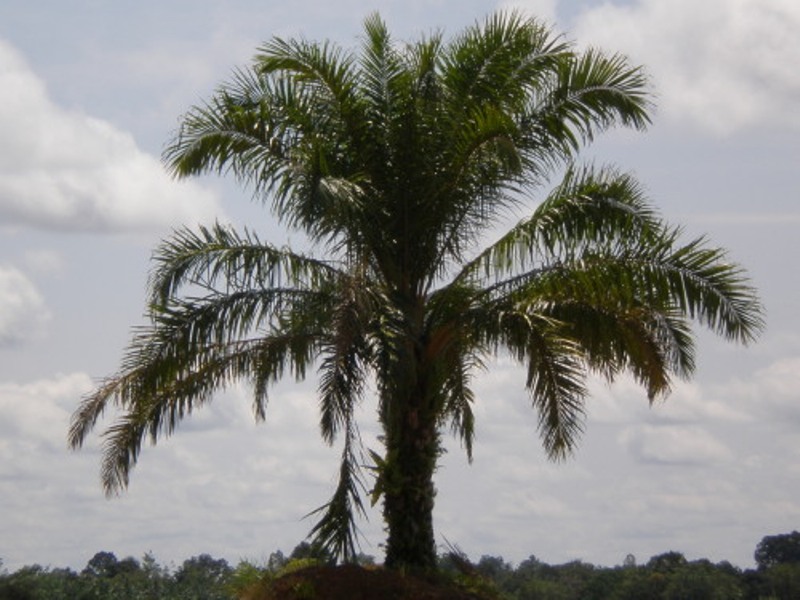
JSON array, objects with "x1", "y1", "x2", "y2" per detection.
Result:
[{"x1": 1, "y1": 0, "x2": 798, "y2": 573}]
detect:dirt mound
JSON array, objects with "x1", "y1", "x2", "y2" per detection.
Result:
[{"x1": 243, "y1": 564, "x2": 490, "y2": 600}]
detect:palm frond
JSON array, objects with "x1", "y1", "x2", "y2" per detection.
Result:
[
  {"x1": 306, "y1": 417, "x2": 366, "y2": 563},
  {"x1": 499, "y1": 309, "x2": 587, "y2": 459},
  {"x1": 71, "y1": 283, "x2": 330, "y2": 494},
  {"x1": 149, "y1": 223, "x2": 340, "y2": 306},
  {"x1": 359, "y1": 13, "x2": 404, "y2": 121},
  {"x1": 443, "y1": 12, "x2": 568, "y2": 110},
  {"x1": 457, "y1": 165, "x2": 661, "y2": 285},
  {"x1": 526, "y1": 339, "x2": 587, "y2": 460},
  {"x1": 628, "y1": 232, "x2": 764, "y2": 343},
  {"x1": 317, "y1": 274, "x2": 374, "y2": 444},
  {"x1": 257, "y1": 37, "x2": 357, "y2": 113},
  {"x1": 163, "y1": 66, "x2": 284, "y2": 184},
  {"x1": 440, "y1": 354, "x2": 478, "y2": 460},
  {"x1": 530, "y1": 48, "x2": 651, "y2": 154}
]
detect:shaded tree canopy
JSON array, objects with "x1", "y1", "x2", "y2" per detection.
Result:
[{"x1": 755, "y1": 531, "x2": 800, "y2": 570}]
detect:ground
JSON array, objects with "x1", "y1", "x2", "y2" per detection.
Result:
[{"x1": 240, "y1": 564, "x2": 493, "y2": 600}]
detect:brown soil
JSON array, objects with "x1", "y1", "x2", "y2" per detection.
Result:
[{"x1": 242, "y1": 564, "x2": 491, "y2": 600}]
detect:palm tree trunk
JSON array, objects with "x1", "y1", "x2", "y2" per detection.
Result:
[{"x1": 382, "y1": 398, "x2": 439, "y2": 571}]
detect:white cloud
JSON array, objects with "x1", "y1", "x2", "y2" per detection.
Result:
[
  {"x1": 22, "y1": 249, "x2": 65, "y2": 275},
  {"x1": 0, "y1": 265, "x2": 50, "y2": 346},
  {"x1": 620, "y1": 424, "x2": 733, "y2": 465},
  {"x1": 0, "y1": 373, "x2": 93, "y2": 447},
  {"x1": 570, "y1": 0, "x2": 800, "y2": 134},
  {"x1": 588, "y1": 376, "x2": 754, "y2": 426},
  {"x1": 496, "y1": 0, "x2": 559, "y2": 25},
  {"x1": 727, "y1": 356, "x2": 800, "y2": 423},
  {"x1": 0, "y1": 39, "x2": 222, "y2": 233}
]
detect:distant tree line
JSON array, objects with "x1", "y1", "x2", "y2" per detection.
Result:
[
  {"x1": 441, "y1": 532, "x2": 800, "y2": 600},
  {"x1": 2, "y1": 532, "x2": 799, "y2": 599}
]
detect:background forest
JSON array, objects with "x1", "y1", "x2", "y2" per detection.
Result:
[{"x1": 2, "y1": 531, "x2": 799, "y2": 599}]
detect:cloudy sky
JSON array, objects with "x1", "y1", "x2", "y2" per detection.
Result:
[{"x1": 1, "y1": 0, "x2": 798, "y2": 573}]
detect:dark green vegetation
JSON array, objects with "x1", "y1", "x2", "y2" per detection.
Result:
[
  {"x1": 69, "y1": 13, "x2": 762, "y2": 571},
  {"x1": 3, "y1": 533, "x2": 800, "y2": 599}
]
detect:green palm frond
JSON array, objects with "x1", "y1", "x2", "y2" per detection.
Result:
[
  {"x1": 163, "y1": 67, "x2": 281, "y2": 185},
  {"x1": 149, "y1": 223, "x2": 340, "y2": 305},
  {"x1": 359, "y1": 13, "x2": 405, "y2": 122},
  {"x1": 306, "y1": 416, "x2": 366, "y2": 563},
  {"x1": 501, "y1": 309, "x2": 587, "y2": 459},
  {"x1": 458, "y1": 165, "x2": 661, "y2": 283},
  {"x1": 527, "y1": 345, "x2": 587, "y2": 460},
  {"x1": 531, "y1": 48, "x2": 651, "y2": 154},
  {"x1": 70, "y1": 279, "x2": 330, "y2": 494},
  {"x1": 257, "y1": 36, "x2": 358, "y2": 116},
  {"x1": 443, "y1": 12, "x2": 568, "y2": 110},
  {"x1": 439, "y1": 353, "x2": 479, "y2": 460},
  {"x1": 317, "y1": 274, "x2": 374, "y2": 444},
  {"x1": 421, "y1": 284, "x2": 484, "y2": 459},
  {"x1": 627, "y1": 231, "x2": 763, "y2": 343},
  {"x1": 71, "y1": 338, "x2": 251, "y2": 493}
]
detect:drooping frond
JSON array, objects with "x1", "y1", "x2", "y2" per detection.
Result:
[
  {"x1": 70, "y1": 340, "x2": 251, "y2": 493},
  {"x1": 423, "y1": 283, "x2": 485, "y2": 459},
  {"x1": 624, "y1": 231, "x2": 764, "y2": 344},
  {"x1": 317, "y1": 272, "x2": 374, "y2": 444},
  {"x1": 492, "y1": 306, "x2": 588, "y2": 459},
  {"x1": 525, "y1": 333, "x2": 587, "y2": 460},
  {"x1": 454, "y1": 159, "x2": 761, "y2": 456},
  {"x1": 306, "y1": 415, "x2": 366, "y2": 563},
  {"x1": 69, "y1": 308, "x2": 326, "y2": 495},
  {"x1": 439, "y1": 350, "x2": 479, "y2": 460},
  {"x1": 70, "y1": 230, "x2": 340, "y2": 495}
]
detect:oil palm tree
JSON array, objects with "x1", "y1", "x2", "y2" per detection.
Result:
[{"x1": 69, "y1": 13, "x2": 762, "y2": 571}]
